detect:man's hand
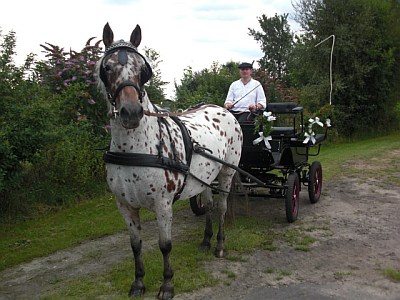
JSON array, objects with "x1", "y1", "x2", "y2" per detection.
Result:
[
  {"x1": 249, "y1": 103, "x2": 263, "y2": 112},
  {"x1": 225, "y1": 102, "x2": 233, "y2": 109}
]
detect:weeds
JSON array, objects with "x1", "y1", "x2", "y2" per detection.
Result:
[{"x1": 384, "y1": 268, "x2": 400, "y2": 282}]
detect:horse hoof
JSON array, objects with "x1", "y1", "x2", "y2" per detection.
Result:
[
  {"x1": 129, "y1": 283, "x2": 145, "y2": 298},
  {"x1": 157, "y1": 286, "x2": 174, "y2": 300},
  {"x1": 215, "y1": 248, "x2": 227, "y2": 258},
  {"x1": 199, "y1": 242, "x2": 211, "y2": 252}
]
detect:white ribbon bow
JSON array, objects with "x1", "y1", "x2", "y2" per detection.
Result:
[
  {"x1": 303, "y1": 131, "x2": 316, "y2": 144},
  {"x1": 303, "y1": 116, "x2": 325, "y2": 144},
  {"x1": 325, "y1": 118, "x2": 331, "y2": 127},
  {"x1": 253, "y1": 132, "x2": 272, "y2": 149},
  {"x1": 308, "y1": 117, "x2": 324, "y2": 127}
]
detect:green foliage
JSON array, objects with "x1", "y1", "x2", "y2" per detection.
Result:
[
  {"x1": 0, "y1": 29, "x2": 168, "y2": 219},
  {"x1": 39, "y1": 121, "x2": 107, "y2": 198},
  {"x1": 0, "y1": 31, "x2": 57, "y2": 200},
  {"x1": 143, "y1": 47, "x2": 168, "y2": 103},
  {"x1": 173, "y1": 62, "x2": 239, "y2": 110},
  {"x1": 292, "y1": 0, "x2": 400, "y2": 136},
  {"x1": 249, "y1": 13, "x2": 293, "y2": 81},
  {"x1": 253, "y1": 69, "x2": 299, "y2": 103},
  {"x1": 384, "y1": 268, "x2": 400, "y2": 282},
  {"x1": 35, "y1": 38, "x2": 108, "y2": 134}
]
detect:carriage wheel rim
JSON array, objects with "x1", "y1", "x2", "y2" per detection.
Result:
[
  {"x1": 292, "y1": 179, "x2": 299, "y2": 215},
  {"x1": 314, "y1": 168, "x2": 322, "y2": 198},
  {"x1": 198, "y1": 197, "x2": 204, "y2": 208}
]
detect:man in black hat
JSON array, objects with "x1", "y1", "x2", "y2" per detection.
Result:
[{"x1": 224, "y1": 62, "x2": 266, "y2": 122}]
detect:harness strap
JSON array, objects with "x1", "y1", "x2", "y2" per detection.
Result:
[
  {"x1": 193, "y1": 145, "x2": 268, "y2": 188},
  {"x1": 169, "y1": 116, "x2": 193, "y2": 201},
  {"x1": 103, "y1": 152, "x2": 189, "y2": 173}
]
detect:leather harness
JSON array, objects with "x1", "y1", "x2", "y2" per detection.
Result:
[{"x1": 100, "y1": 45, "x2": 266, "y2": 199}]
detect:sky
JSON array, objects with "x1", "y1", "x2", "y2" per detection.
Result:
[{"x1": 1, "y1": 0, "x2": 299, "y2": 99}]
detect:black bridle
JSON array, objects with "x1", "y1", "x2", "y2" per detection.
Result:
[{"x1": 99, "y1": 41, "x2": 152, "y2": 108}]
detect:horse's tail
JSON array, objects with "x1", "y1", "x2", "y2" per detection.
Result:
[{"x1": 225, "y1": 171, "x2": 249, "y2": 225}]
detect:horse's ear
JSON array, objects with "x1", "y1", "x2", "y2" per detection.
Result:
[
  {"x1": 130, "y1": 25, "x2": 142, "y2": 48},
  {"x1": 103, "y1": 22, "x2": 114, "y2": 48}
]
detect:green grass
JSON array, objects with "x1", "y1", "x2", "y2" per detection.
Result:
[
  {"x1": 384, "y1": 268, "x2": 400, "y2": 282},
  {"x1": 43, "y1": 215, "x2": 272, "y2": 298},
  {"x1": 334, "y1": 271, "x2": 353, "y2": 280},
  {"x1": 283, "y1": 229, "x2": 317, "y2": 251},
  {"x1": 0, "y1": 194, "x2": 186, "y2": 272},
  {"x1": 316, "y1": 132, "x2": 400, "y2": 181}
]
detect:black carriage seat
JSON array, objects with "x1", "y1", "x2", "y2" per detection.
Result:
[
  {"x1": 267, "y1": 102, "x2": 303, "y2": 138},
  {"x1": 266, "y1": 102, "x2": 327, "y2": 147}
]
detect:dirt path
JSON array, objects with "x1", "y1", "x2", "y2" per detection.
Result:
[
  {"x1": 178, "y1": 177, "x2": 400, "y2": 300},
  {"x1": 1, "y1": 160, "x2": 400, "y2": 299}
]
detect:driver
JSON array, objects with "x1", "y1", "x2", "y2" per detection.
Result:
[{"x1": 224, "y1": 62, "x2": 266, "y2": 122}]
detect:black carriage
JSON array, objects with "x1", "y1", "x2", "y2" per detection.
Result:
[{"x1": 190, "y1": 102, "x2": 329, "y2": 223}]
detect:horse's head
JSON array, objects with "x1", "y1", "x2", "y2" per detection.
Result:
[{"x1": 98, "y1": 23, "x2": 153, "y2": 129}]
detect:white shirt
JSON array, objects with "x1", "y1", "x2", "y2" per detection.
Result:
[{"x1": 225, "y1": 78, "x2": 266, "y2": 112}]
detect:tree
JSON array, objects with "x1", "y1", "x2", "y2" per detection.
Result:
[
  {"x1": 143, "y1": 47, "x2": 168, "y2": 104},
  {"x1": 0, "y1": 30, "x2": 58, "y2": 202},
  {"x1": 173, "y1": 62, "x2": 239, "y2": 110},
  {"x1": 249, "y1": 13, "x2": 293, "y2": 81},
  {"x1": 292, "y1": 0, "x2": 400, "y2": 136}
]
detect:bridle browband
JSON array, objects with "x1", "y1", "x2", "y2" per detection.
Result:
[{"x1": 99, "y1": 41, "x2": 152, "y2": 110}]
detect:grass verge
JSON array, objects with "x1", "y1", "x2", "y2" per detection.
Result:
[
  {"x1": 0, "y1": 195, "x2": 186, "y2": 271},
  {"x1": 43, "y1": 216, "x2": 272, "y2": 298}
]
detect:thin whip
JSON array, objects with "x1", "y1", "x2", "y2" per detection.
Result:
[
  {"x1": 315, "y1": 35, "x2": 335, "y2": 105},
  {"x1": 232, "y1": 84, "x2": 261, "y2": 107}
]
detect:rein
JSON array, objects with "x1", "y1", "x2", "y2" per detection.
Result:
[{"x1": 143, "y1": 103, "x2": 220, "y2": 118}]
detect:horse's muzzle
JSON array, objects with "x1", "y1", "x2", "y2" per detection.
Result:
[{"x1": 119, "y1": 102, "x2": 144, "y2": 129}]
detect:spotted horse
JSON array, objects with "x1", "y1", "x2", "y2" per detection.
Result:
[{"x1": 96, "y1": 23, "x2": 243, "y2": 299}]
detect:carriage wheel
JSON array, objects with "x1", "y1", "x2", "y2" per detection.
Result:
[
  {"x1": 308, "y1": 161, "x2": 322, "y2": 204},
  {"x1": 189, "y1": 194, "x2": 206, "y2": 216},
  {"x1": 285, "y1": 172, "x2": 299, "y2": 223}
]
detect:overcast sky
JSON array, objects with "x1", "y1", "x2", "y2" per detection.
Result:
[{"x1": 2, "y1": 0, "x2": 299, "y2": 98}]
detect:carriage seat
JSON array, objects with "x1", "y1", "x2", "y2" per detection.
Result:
[
  {"x1": 267, "y1": 102, "x2": 303, "y2": 138},
  {"x1": 270, "y1": 127, "x2": 296, "y2": 137},
  {"x1": 267, "y1": 102, "x2": 300, "y2": 114}
]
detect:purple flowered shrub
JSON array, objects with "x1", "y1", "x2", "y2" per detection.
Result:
[{"x1": 35, "y1": 38, "x2": 108, "y2": 134}]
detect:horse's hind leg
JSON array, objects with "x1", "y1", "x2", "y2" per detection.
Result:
[
  {"x1": 199, "y1": 188, "x2": 214, "y2": 251},
  {"x1": 116, "y1": 201, "x2": 145, "y2": 297}
]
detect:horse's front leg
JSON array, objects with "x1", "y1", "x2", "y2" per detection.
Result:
[
  {"x1": 116, "y1": 201, "x2": 145, "y2": 297},
  {"x1": 155, "y1": 203, "x2": 174, "y2": 300},
  {"x1": 214, "y1": 170, "x2": 235, "y2": 258}
]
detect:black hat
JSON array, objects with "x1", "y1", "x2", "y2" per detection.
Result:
[{"x1": 238, "y1": 62, "x2": 253, "y2": 69}]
